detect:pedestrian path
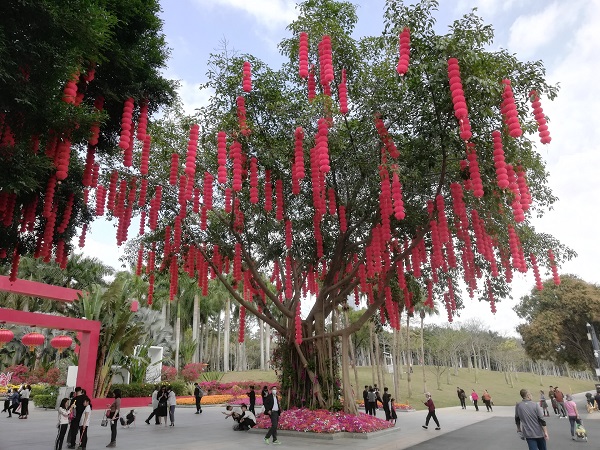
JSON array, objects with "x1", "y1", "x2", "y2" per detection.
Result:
[{"x1": 0, "y1": 393, "x2": 596, "y2": 450}]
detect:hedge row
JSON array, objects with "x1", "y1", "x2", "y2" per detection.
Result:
[
  {"x1": 110, "y1": 381, "x2": 188, "y2": 398},
  {"x1": 34, "y1": 394, "x2": 58, "y2": 409}
]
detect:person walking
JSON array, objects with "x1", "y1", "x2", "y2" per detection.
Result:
[
  {"x1": 471, "y1": 389, "x2": 479, "y2": 411},
  {"x1": 263, "y1": 386, "x2": 282, "y2": 445},
  {"x1": 8, "y1": 388, "x2": 20, "y2": 417},
  {"x1": 539, "y1": 390, "x2": 549, "y2": 417},
  {"x1": 106, "y1": 388, "x2": 121, "y2": 448},
  {"x1": 482, "y1": 389, "x2": 493, "y2": 412},
  {"x1": 246, "y1": 385, "x2": 255, "y2": 415},
  {"x1": 145, "y1": 386, "x2": 160, "y2": 425},
  {"x1": 515, "y1": 388, "x2": 548, "y2": 450},
  {"x1": 553, "y1": 387, "x2": 567, "y2": 418},
  {"x1": 2, "y1": 388, "x2": 11, "y2": 414},
  {"x1": 167, "y1": 386, "x2": 176, "y2": 426},
  {"x1": 390, "y1": 398, "x2": 397, "y2": 425},
  {"x1": 564, "y1": 394, "x2": 581, "y2": 440},
  {"x1": 18, "y1": 384, "x2": 31, "y2": 419},
  {"x1": 457, "y1": 387, "x2": 466, "y2": 409},
  {"x1": 55, "y1": 398, "x2": 70, "y2": 450},
  {"x1": 362, "y1": 386, "x2": 369, "y2": 413},
  {"x1": 422, "y1": 392, "x2": 441, "y2": 430},
  {"x1": 193, "y1": 383, "x2": 203, "y2": 414},
  {"x1": 382, "y1": 387, "x2": 391, "y2": 420}
]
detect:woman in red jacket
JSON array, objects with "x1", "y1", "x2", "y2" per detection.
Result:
[{"x1": 422, "y1": 393, "x2": 441, "y2": 430}]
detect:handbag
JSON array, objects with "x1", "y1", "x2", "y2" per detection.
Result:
[{"x1": 101, "y1": 417, "x2": 108, "y2": 427}]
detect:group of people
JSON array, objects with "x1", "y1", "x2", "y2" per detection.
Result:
[
  {"x1": 361, "y1": 385, "x2": 397, "y2": 424},
  {"x1": 54, "y1": 387, "x2": 92, "y2": 450},
  {"x1": 1, "y1": 384, "x2": 31, "y2": 418},
  {"x1": 144, "y1": 385, "x2": 178, "y2": 426},
  {"x1": 456, "y1": 387, "x2": 493, "y2": 412}
]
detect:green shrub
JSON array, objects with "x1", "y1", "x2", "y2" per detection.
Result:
[
  {"x1": 202, "y1": 371, "x2": 225, "y2": 382},
  {"x1": 34, "y1": 394, "x2": 57, "y2": 409},
  {"x1": 30, "y1": 384, "x2": 59, "y2": 400},
  {"x1": 110, "y1": 381, "x2": 187, "y2": 397}
]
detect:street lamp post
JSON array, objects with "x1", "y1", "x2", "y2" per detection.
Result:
[{"x1": 586, "y1": 322, "x2": 600, "y2": 382}]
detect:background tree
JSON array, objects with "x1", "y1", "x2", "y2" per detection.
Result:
[
  {"x1": 515, "y1": 274, "x2": 600, "y2": 371},
  {"x1": 0, "y1": 0, "x2": 176, "y2": 269}
]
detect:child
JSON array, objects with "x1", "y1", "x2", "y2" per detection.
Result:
[
  {"x1": 120, "y1": 409, "x2": 136, "y2": 427},
  {"x1": 390, "y1": 398, "x2": 398, "y2": 425}
]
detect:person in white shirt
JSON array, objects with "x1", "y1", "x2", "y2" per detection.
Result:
[
  {"x1": 167, "y1": 387, "x2": 176, "y2": 427},
  {"x1": 55, "y1": 398, "x2": 70, "y2": 450},
  {"x1": 237, "y1": 404, "x2": 256, "y2": 431},
  {"x1": 78, "y1": 397, "x2": 91, "y2": 449}
]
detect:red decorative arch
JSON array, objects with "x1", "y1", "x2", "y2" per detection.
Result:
[{"x1": 0, "y1": 275, "x2": 99, "y2": 394}]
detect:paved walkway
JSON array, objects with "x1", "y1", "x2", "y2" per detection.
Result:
[{"x1": 0, "y1": 393, "x2": 597, "y2": 450}]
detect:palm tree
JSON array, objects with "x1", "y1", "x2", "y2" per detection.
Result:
[{"x1": 66, "y1": 273, "x2": 146, "y2": 397}]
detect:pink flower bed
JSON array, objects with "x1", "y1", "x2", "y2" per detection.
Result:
[
  {"x1": 357, "y1": 400, "x2": 415, "y2": 411},
  {"x1": 255, "y1": 408, "x2": 394, "y2": 433}
]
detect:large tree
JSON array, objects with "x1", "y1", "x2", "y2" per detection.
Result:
[
  {"x1": 515, "y1": 274, "x2": 600, "y2": 371},
  {"x1": 122, "y1": 0, "x2": 574, "y2": 414}
]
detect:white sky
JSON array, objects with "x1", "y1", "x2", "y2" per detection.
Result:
[{"x1": 80, "y1": 0, "x2": 600, "y2": 336}]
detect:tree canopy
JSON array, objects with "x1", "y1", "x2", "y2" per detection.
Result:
[
  {"x1": 0, "y1": 0, "x2": 176, "y2": 262},
  {"x1": 1, "y1": 0, "x2": 577, "y2": 413},
  {"x1": 515, "y1": 274, "x2": 600, "y2": 370}
]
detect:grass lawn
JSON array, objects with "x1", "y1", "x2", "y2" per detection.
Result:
[{"x1": 221, "y1": 366, "x2": 597, "y2": 411}]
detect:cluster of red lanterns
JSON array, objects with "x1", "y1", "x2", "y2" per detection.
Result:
[
  {"x1": 547, "y1": 249, "x2": 561, "y2": 285},
  {"x1": 62, "y1": 73, "x2": 79, "y2": 104},
  {"x1": 55, "y1": 138, "x2": 72, "y2": 181},
  {"x1": 217, "y1": 131, "x2": 227, "y2": 183},
  {"x1": 396, "y1": 27, "x2": 410, "y2": 76},
  {"x1": 230, "y1": 141, "x2": 243, "y2": 192},
  {"x1": 292, "y1": 127, "x2": 305, "y2": 195},
  {"x1": 374, "y1": 116, "x2": 399, "y2": 159},
  {"x1": 447, "y1": 58, "x2": 472, "y2": 141},
  {"x1": 339, "y1": 69, "x2": 348, "y2": 114},
  {"x1": 492, "y1": 130, "x2": 509, "y2": 189},
  {"x1": 465, "y1": 143, "x2": 484, "y2": 198},
  {"x1": 307, "y1": 66, "x2": 316, "y2": 101},
  {"x1": 242, "y1": 61, "x2": 252, "y2": 93},
  {"x1": 315, "y1": 118, "x2": 330, "y2": 173},
  {"x1": 530, "y1": 90, "x2": 551, "y2": 144},
  {"x1": 318, "y1": 36, "x2": 333, "y2": 96},
  {"x1": 501, "y1": 79, "x2": 523, "y2": 138},
  {"x1": 506, "y1": 164, "x2": 525, "y2": 222},
  {"x1": 298, "y1": 32, "x2": 309, "y2": 79},
  {"x1": 118, "y1": 97, "x2": 135, "y2": 150},
  {"x1": 236, "y1": 96, "x2": 251, "y2": 137}
]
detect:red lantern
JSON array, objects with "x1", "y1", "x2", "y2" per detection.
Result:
[
  {"x1": 298, "y1": 32, "x2": 309, "y2": 78},
  {"x1": 308, "y1": 65, "x2": 316, "y2": 101},
  {"x1": 140, "y1": 135, "x2": 151, "y2": 176},
  {"x1": 50, "y1": 335, "x2": 72, "y2": 354},
  {"x1": 169, "y1": 153, "x2": 179, "y2": 185},
  {"x1": 136, "y1": 100, "x2": 149, "y2": 140},
  {"x1": 530, "y1": 90, "x2": 551, "y2": 144},
  {"x1": 466, "y1": 143, "x2": 484, "y2": 198},
  {"x1": 447, "y1": 58, "x2": 471, "y2": 141},
  {"x1": 119, "y1": 98, "x2": 135, "y2": 150},
  {"x1": 396, "y1": 27, "x2": 411, "y2": 76},
  {"x1": 130, "y1": 300, "x2": 139, "y2": 312},
  {"x1": 242, "y1": 61, "x2": 252, "y2": 92},
  {"x1": 22, "y1": 332, "x2": 45, "y2": 352},
  {"x1": 492, "y1": 130, "x2": 509, "y2": 189},
  {"x1": 0, "y1": 329, "x2": 14, "y2": 348},
  {"x1": 501, "y1": 79, "x2": 522, "y2": 138}
]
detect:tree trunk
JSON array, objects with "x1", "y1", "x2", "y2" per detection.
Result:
[
  {"x1": 174, "y1": 298, "x2": 181, "y2": 370},
  {"x1": 259, "y1": 320, "x2": 265, "y2": 370},
  {"x1": 341, "y1": 333, "x2": 358, "y2": 415},
  {"x1": 369, "y1": 322, "x2": 376, "y2": 385},
  {"x1": 392, "y1": 328, "x2": 400, "y2": 400},
  {"x1": 265, "y1": 323, "x2": 271, "y2": 369},
  {"x1": 192, "y1": 294, "x2": 199, "y2": 363},
  {"x1": 374, "y1": 331, "x2": 384, "y2": 389},
  {"x1": 224, "y1": 297, "x2": 230, "y2": 372},
  {"x1": 420, "y1": 313, "x2": 427, "y2": 393},
  {"x1": 406, "y1": 314, "x2": 412, "y2": 399}
]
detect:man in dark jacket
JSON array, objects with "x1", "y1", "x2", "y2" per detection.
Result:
[
  {"x1": 263, "y1": 386, "x2": 281, "y2": 445},
  {"x1": 67, "y1": 387, "x2": 88, "y2": 449},
  {"x1": 382, "y1": 387, "x2": 391, "y2": 420},
  {"x1": 193, "y1": 383, "x2": 203, "y2": 414},
  {"x1": 362, "y1": 386, "x2": 369, "y2": 414},
  {"x1": 457, "y1": 387, "x2": 467, "y2": 409}
]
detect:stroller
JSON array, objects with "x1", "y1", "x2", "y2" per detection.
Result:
[{"x1": 575, "y1": 422, "x2": 588, "y2": 442}]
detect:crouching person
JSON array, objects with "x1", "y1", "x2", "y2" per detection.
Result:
[{"x1": 237, "y1": 404, "x2": 256, "y2": 431}]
